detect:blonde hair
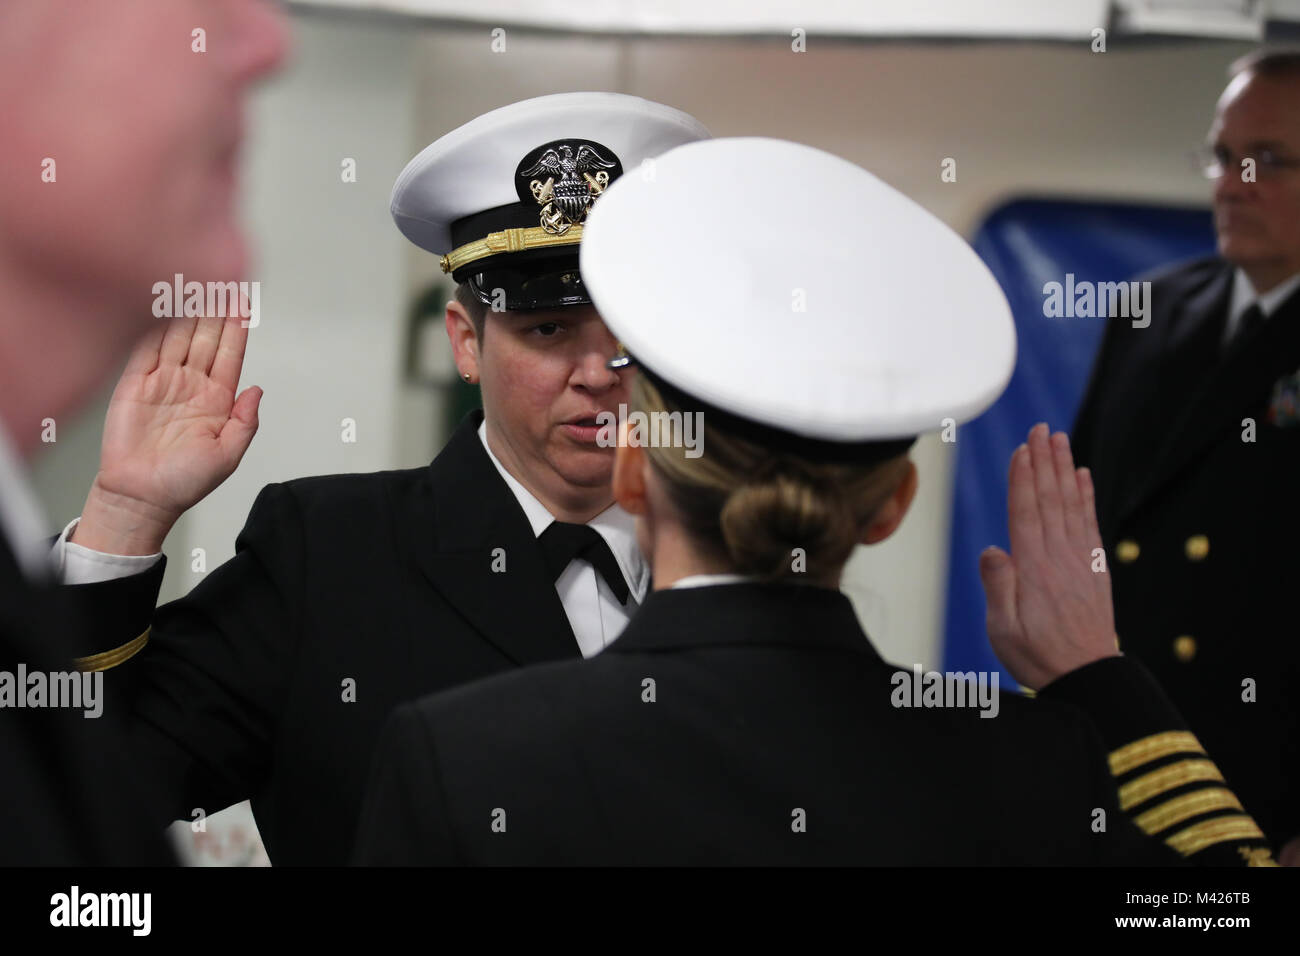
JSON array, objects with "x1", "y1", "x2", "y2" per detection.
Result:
[{"x1": 632, "y1": 375, "x2": 911, "y2": 582}]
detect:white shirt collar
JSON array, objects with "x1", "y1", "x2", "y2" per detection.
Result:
[
  {"x1": 477, "y1": 420, "x2": 649, "y2": 602},
  {"x1": 0, "y1": 423, "x2": 54, "y2": 581},
  {"x1": 670, "y1": 573, "x2": 754, "y2": 589},
  {"x1": 1230, "y1": 269, "x2": 1300, "y2": 328}
]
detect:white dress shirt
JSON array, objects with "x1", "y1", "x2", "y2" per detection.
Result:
[
  {"x1": 1223, "y1": 269, "x2": 1300, "y2": 346},
  {"x1": 478, "y1": 421, "x2": 648, "y2": 658},
  {"x1": 50, "y1": 518, "x2": 162, "y2": 586},
  {"x1": 670, "y1": 573, "x2": 753, "y2": 589}
]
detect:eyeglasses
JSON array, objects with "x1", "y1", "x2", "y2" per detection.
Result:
[
  {"x1": 607, "y1": 343, "x2": 635, "y2": 371},
  {"x1": 1193, "y1": 144, "x2": 1300, "y2": 180}
]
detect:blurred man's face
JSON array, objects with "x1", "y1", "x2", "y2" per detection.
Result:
[
  {"x1": 1208, "y1": 70, "x2": 1300, "y2": 286},
  {"x1": 0, "y1": 0, "x2": 288, "y2": 329},
  {"x1": 477, "y1": 304, "x2": 631, "y2": 515}
]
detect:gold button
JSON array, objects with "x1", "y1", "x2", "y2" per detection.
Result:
[
  {"x1": 1173, "y1": 635, "x2": 1197, "y2": 663},
  {"x1": 1116, "y1": 540, "x2": 1140, "y2": 563},
  {"x1": 1185, "y1": 534, "x2": 1210, "y2": 561}
]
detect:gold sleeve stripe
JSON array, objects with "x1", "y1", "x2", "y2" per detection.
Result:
[
  {"x1": 1133, "y1": 787, "x2": 1243, "y2": 835},
  {"x1": 439, "y1": 225, "x2": 584, "y2": 274},
  {"x1": 1165, "y1": 815, "x2": 1265, "y2": 857},
  {"x1": 1109, "y1": 730, "x2": 1205, "y2": 776},
  {"x1": 1240, "y1": 847, "x2": 1280, "y2": 866},
  {"x1": 1119, "y1": 758, "x2": 1224, "y2": 810},
  {"x1": 73, "y1": 628, "x2": 150, "y2": 673}
]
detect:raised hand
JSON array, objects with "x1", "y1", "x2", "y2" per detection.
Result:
[
  {"x1": 70, "y1": 313, "x2": 262, "y2": 555},
  {"x1": 977, "y1": 422, "x2": 1120, "y2": 690}
]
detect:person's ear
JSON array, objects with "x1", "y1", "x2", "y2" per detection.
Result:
[
  {"x1": 861, "y1": 460, "x2": 918, "y2": 545},
  {"x1": 445, "y1": 301, "x2": 480, "y2": 380},
  {"x1": 612, "y1": 421, "x2": 648, "y2": 515}
]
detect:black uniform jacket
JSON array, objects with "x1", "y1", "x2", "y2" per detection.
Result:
[
  {"x1": 1073, "y1": 255, "x2": 1300, "y2": 846},
  {"x1": 88, "y1": 410, "x2": 586, "y2": 864},
  {"x1": 0, "y1": 535, "x2": 172, "y2": 864},
  {"x1": 354, "y1": 582, "x2": 1276, "y2": 866}
]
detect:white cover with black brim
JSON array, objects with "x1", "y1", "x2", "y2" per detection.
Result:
[{"x1": 580, "y1": 136, "x2": 1017, "y2": 443}]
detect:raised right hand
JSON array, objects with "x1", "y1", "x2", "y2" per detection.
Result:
[
  {"x1": 71, "y1": 314, "x2": 262, "y2": 555},
  {"x1": 977, "y1": 423, "x2": 1120, "y2": 690}
]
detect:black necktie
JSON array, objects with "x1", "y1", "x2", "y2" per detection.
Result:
[
  {"x1": 1235, "y1": 302, "x2": 1266, "y2": 345},
  {"x1": 538, "y1": 521, "x2": 630, "y2": 605}
]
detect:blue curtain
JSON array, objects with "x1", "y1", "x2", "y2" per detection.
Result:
[{"x1": 941, "y1": 198, "x2": 1215, "y2": 679}]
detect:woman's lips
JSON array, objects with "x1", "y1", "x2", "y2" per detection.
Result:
[{"x1": 562, "y1": 416, "x2": 608, "y2": 444}]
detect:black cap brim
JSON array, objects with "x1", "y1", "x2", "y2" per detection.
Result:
[
  {"x1": 622, "y1": 361, "x2": 918, "y2": 467},
  {"x1": 463, "y1": 252, "x2": 591, "y2": 312}
]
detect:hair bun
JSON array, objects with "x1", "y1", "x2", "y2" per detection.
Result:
[{"x1": 719, "y1": 465, "x2": 860, "y2": 581}]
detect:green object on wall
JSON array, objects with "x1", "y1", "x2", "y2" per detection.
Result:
[{"x1": 406, "y1": 280, "x2": 481, "y2": 439}]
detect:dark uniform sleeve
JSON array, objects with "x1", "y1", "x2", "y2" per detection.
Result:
[
  {"x1": 1041, "y1": 656, "x2": 1279, "y2": 866},
  {"x1": 64, "y1": 483, "x2": 307, "y2": 827},
  {"x1": 353, "y1": 702, "x2": 463, "y2": 865},
  {"x1": 1067, "y1": 713, "x2": 1183, "y2": 866},
  {"x1": 1, "y1": 565, "x2": 175, "y2": 864},
  {"x1": 58, "y1": 555, "x2": 166, "y2": 675}
]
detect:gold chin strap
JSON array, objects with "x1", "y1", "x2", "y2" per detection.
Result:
[{"x1": 440, "y1": 224, "x2": 584, "y2": 275}]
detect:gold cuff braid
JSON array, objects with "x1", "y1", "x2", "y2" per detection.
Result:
[
  {"x1": 1119, "y1": 758, "x2": 1224, "y2": 810},
  {"x1": 1108, "y1": 730, "x2": 1204, "y2": 776},
  {"x1": 73, "y1": 628, "x2": 150, "y2": 673},
  {"x1": 1164, "y1": 814, "x2": 1266, "y2": 856}
]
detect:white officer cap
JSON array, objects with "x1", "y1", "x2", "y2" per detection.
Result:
[
  {"x1": 580, "y1": 137, "x2": 1016, "y2": 462},
  {"x1": 391, "y1": 92, "x2": 710, "y2": 311}
]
